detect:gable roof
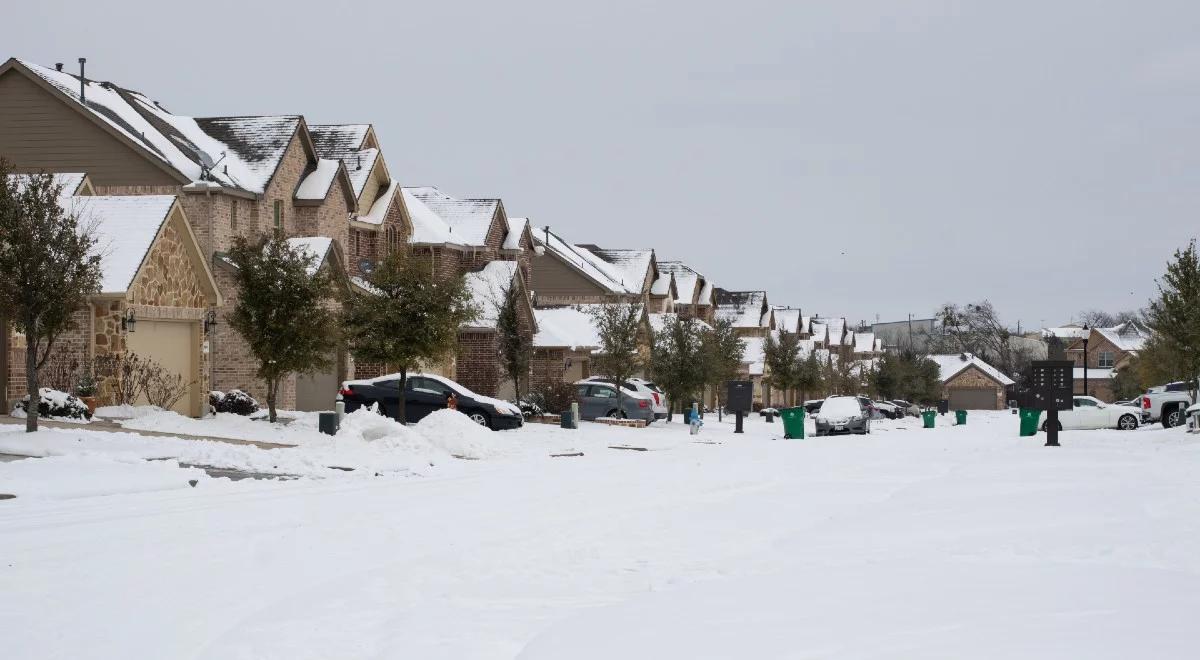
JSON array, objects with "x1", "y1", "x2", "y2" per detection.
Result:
[
  {"x1": 73, "y1": 195, "x2": 177, "y2": 293},
  {"x1": 401, "y1": 186, "x2": 498, "y2": 247},
  {"x1": 505, "y1": 216, "x2": 531, "y2": 250},
  {"x1": 534, "y1": 303, "x2": 646, "y2": 350},
  {"x1": 285, "y1": 237, "x2": 334, "y2": 276},
  {"x1": 5, "y1": 58, "x2": 306, "y2": 195},
  {"x1": 531, "y1": 227, "x2": 636, "y2": 295},
  {"x1": 1095, "y1": 321, "x2": 1149, "y2": 353},
  {"x1": 587, "y1": 248, "x2": 654, "y2": 292},
  {"x1": 308, "y1": 124, "x2": 371, "y2": 159},
  {"x1": 773, "y1": 307, "x2": 803, "y2": 333},
  {"x1": 929, "y1": 353, "x2": 1015, "y2": 386},
  {"x1": 714, "y1": 289, "x2": 769, "y2": 328},
  {"x1": 462, "y1": 260, "x2": 522, "y2": 330},
  {"x1": 657, "y1": 261, "x2": 704, "y2": 305}
]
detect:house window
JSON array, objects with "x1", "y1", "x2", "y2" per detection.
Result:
[
  {"x1": 273, "y1": 200, "x2": 283, "y2": 235},
  {"x1": 230, "y1": 201, "x2": 238, "y2": 230},
  {"x1": 386, "y1": 226, "x2": 398, "y2": 254},
  {"x1": 1098, "y1": 351, "x2": 1114, "y2": 368},
  {"x1": 351, "y1": 230, "x2": 361, "y2": 256}
]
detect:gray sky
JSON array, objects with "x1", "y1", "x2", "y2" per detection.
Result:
[{"x1": 5, "y1": 0, "x2": 1199, "y2": 329}]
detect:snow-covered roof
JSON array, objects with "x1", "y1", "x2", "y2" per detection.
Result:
[
  {"x1": 1096, "y1": 322, "x2": 1148, "y2": 353},
  {"x1": 401, "y1": 186, "x2": 498, "y2": 247},
  {"x1": 15, "y1": 59, "x2": 302, "y2": 195},
  {"x1": 714, "y1": 290, "x2": 769, "y2": 328},
  {"x1": 853, "y1": 332, "x2": 877, "y2": 354},
  {"x1": 68, "y1": 195, "x2": 177, "y2": 294},
  {"x1": 809, "y1": 322, "x2": 828, "y2": 345},
  {"x1": 532, "y1": 228, "x2": 634, "y2": 294},
  {"x1": 308, "y1": 124, "x2": 371, "y2": 160},
  {"x1": 588, "y1": 248, "x2": 654, "y2": 292},
  {"x1": 462, "y1": 261, "x2": 520, "y2": 330},
  {"x1": 357, "y1": 180, "x2": 400, "y2": 226},
  {"x1": 824, "y1": 318, "x2": 846, "y2": 345},
  {"x1": 773, "y1": 308, "x2": 803, "y2": 334},
  {"x1": 741, "y1": 336, "x2": 766, "y2": 375},
  {"x1": 533, "y1": 307, "x2": 601, "y2": 350},
  {"x1": 295, "y1": 159, "x2": 341, "y2": 201},
  {"x1": 504, "y1": 216, "x2": 529, "y2": 250},
  {"x1": 285, "y1": 237, "x2": 333, "y2": 276},
  {"x1": 657, "y1": 261, "x2": 704, "y2": 305},
  {"x1": 52, "y1": 172, "x2": 89, "y2": 198},
  {"x1": 651, "y1": 272, "x2": 673, "y2": 297},
  {"x1": 929, "y1": 353, "x2": 1015, "y2": 386}
]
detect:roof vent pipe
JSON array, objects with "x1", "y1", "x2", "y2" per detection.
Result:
[
  {"x1": 77, "y1": 58, "x2": 86, "y2": 103},
  {"x1": 55, "y1": 63, "x2": 63, "y2": 72}
]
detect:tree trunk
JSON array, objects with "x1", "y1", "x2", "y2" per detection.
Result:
[
  {"x1": 396, "y1": 368, "x2": 408, "y2": 424},
  {"x1": 24, "y1": 332, "x2": 38, "y2": 433},
  {"x1": 266, "y1": 377, "x2": 278, "y2": 423}
]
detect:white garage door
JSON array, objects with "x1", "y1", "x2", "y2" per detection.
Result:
[{"x1": 125, "y1": 319, "x2": 199, "y2": 416}]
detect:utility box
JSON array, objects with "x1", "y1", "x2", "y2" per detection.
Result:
[
  {"x1": 318, "y1": 412, "x2": 339, "y2": 436},
  {"x1": 725, "y1": 380, "x2": 754, "y2": 414}
]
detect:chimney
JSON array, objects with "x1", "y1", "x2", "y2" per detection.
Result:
[
  {"x1": 77, "y1": 58, "x2": 86, "y2": 103},
  {"x1": 55, "y1": 63, "x2": 63, "y2": 72}
]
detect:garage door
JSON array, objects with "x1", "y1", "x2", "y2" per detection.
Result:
[
  {"x1": 948, "y1": 388, "x2": 998, "y2": 410},
  {"x1": 125, "y1": 319, "x2": 199, "y2": 416}
]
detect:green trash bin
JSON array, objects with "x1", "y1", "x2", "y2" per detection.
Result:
[
  {"x1": 955, "y1": 410, "x2": 967, "y2": 425},
  {"x1": 1019, "y1": 408, "x2": 1039, "y2": 437},
  {"x1": 780, "y1": 406, "x2": 805, "y2": 439},
  {"x1": 921, "y1": 410, "x2": 937, "y2": 429}
]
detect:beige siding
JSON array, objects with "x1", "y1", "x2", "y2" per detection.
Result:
[
  {"x1": 529, "y1": 254, "x2": 608, "y2": 299},
  {"x1": 0, "y1": 71, "x2": 180, "y2": 187}
]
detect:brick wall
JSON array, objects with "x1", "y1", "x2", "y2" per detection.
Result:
[
  {"x1": 942, "y1": 367, "x2": 1005, "y2": 409},
  {"x1": 455, "y1": 330, "x2": 500, "y2": 397}
]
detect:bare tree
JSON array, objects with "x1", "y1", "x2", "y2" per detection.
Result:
[{"x1": 925, "y1": 301, "x2": 1033, "y2": 380}]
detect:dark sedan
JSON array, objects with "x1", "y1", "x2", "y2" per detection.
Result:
[{"x1": 338, "y1": 373, "x2": 524, "y2": 431}]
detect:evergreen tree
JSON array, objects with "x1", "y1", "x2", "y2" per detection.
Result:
[
  {"x1": 227, "y1": 236, "x2": 338, "y2": 422},
  {"x1": 794, "y1": 350, "x2": 824, "y2": 404},
  {"x1": 648, "y1": 315, "x2": 705, "y2": 421},
  {"x1": 495, "y1": 282, "x2": 531, "y2": 403},
  {"x1": 343, "y1": 251, "x2": 476, "y2": 423},
  {"x1": 0, "y1": 166, "x2": 102, "y2": 432},
  {"x1": 588, "y1": 302, "x2": 644, "y2": 416},
  {"x1": 700, "y1": 317, "x2": 746, "y2": 415},
  {"x1": 763, "y1": 328, "x2": 801, "y2": 407},
  {"x1": 1145, "y1": 240, "x2": 1200, "y2": 402}
]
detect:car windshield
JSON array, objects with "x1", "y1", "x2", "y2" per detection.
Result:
[{"x1": 818, "y1": 397, "x2": 862, "y2": 418}]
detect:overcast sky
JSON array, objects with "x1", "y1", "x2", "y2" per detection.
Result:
[{"x1": 4, "y1": 0, "x2": 1199, "y2": 329}]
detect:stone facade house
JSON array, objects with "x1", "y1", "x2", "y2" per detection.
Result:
[
  {"x1": 2, "y1": 174, "x2": 221, "y2": 416},
  {"x1": 930, "y1": 353, "x2": 1015, "y2": 410},
  {"x1": 0, "y1": 58, "x2": 364, "y2": 412}
]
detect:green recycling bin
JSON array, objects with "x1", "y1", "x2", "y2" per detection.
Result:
[
  {"x1": 1019, "y1": 408, "x2": 1039, "y2": 437},
  {"x1": 955, "y1": 410, "x2": 967, "y2": 425},
  {"x1": 921, "y1": 410, "x2": 937, "y2": 429},
  {"x1": 780, "y1": 406, "x2": 805, "y2": 439}
]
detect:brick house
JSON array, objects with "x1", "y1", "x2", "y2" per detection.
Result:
[
  {"x1": 930, "y1": 353, "x2": 1015, "y2": 410},
  {"x1": 530, "y1": 303, "x2": 653, "y2": 391},
  {"x1": 0, "y1": 58, "x2": 361, "y2": 412},
  {"x1": 3, "y1": 173, "x2": 221, "y2": 415},
  {"x1": 1061, "y1": 321, "x2": 1149, "y2": 402}
]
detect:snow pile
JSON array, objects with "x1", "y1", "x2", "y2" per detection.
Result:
[
  {"x1": 94, "y1": 404, "x2": 162, "y2": 419},
  {"x1": 415, "y1": 409, "x2": 496, "y2": 459},
  {"x1": 333, "y1": 407, "x2": 446, "y2": 455},
  {"x1": 0, "y1": 455, "x2": 207, "y2": 500}
]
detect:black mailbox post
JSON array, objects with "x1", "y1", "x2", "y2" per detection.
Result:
[
  {"x1": 1029, "y1": 360, "x2": 1073, "y2": 447},
  {"x1": 726, "y1": 380, "x2": 753, "y2": 434}
]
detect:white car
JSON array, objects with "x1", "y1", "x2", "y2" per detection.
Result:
[
  {"x1": 580, "y1": 377, "x2": 668, "y2": 419},
  {"x1": 1040, "y1": 396, "x2": 1142, "y2": 431}
]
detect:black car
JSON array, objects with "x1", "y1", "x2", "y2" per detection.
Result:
[{"x1": 338, "y1": 373, "x2": 524, "y2": 431}]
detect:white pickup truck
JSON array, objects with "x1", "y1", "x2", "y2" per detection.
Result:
[{"x1": 1139, "y1": 382, "x2": 1195, "y2": 428}]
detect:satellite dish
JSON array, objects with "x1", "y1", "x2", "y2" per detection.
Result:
[
  {"x1": 359, "y1": 259, "x2": 376, "y2": 275},
  {"x1": 196, "y1": 149, "x2": 216, "y2": 170}
]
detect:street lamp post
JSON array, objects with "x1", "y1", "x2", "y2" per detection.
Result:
[{"x1": 1081, "y1": 324, "x2": 1089, "y2": 397}]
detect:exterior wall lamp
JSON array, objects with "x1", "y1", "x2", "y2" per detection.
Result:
[
  {"x1": 203, "y1": 309, "x2": 218, "y2": 335},
  {"x1": 121, "y1": 309, "x2": 136, "y2": 333}
]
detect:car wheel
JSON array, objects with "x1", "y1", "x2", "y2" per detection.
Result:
[
  {"x1": 606, "y1": 409, "x2": 627, "y2": 419},
  {"x1": 1163, "y1": 406, "x2": 1183, "y2": 429},
  {"x1": 1117, "y1": 414, "x2": 1138, "y2": 431},
  {"x1": 468, "y1": 411, "x2": 491, "y2": 428}
]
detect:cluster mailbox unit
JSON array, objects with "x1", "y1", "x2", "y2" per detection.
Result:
[{"x1": 1028, "y1": 360, "x2": 1074, "y2": 446}]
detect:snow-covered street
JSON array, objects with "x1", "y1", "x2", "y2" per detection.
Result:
[{"x1": 3, "y1": 411, "x2": 1199, "y2": 659}]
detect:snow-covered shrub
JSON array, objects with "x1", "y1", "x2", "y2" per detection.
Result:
[
  {"x1": 15, "y1": 388, "x2": 92, "y2": 420},
  {"x1": 210, "y1": 389, "x2": 259, "y2": 416},
  {"x1": 519, "y1": 399, "x2": 544, "y2": 419}
]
